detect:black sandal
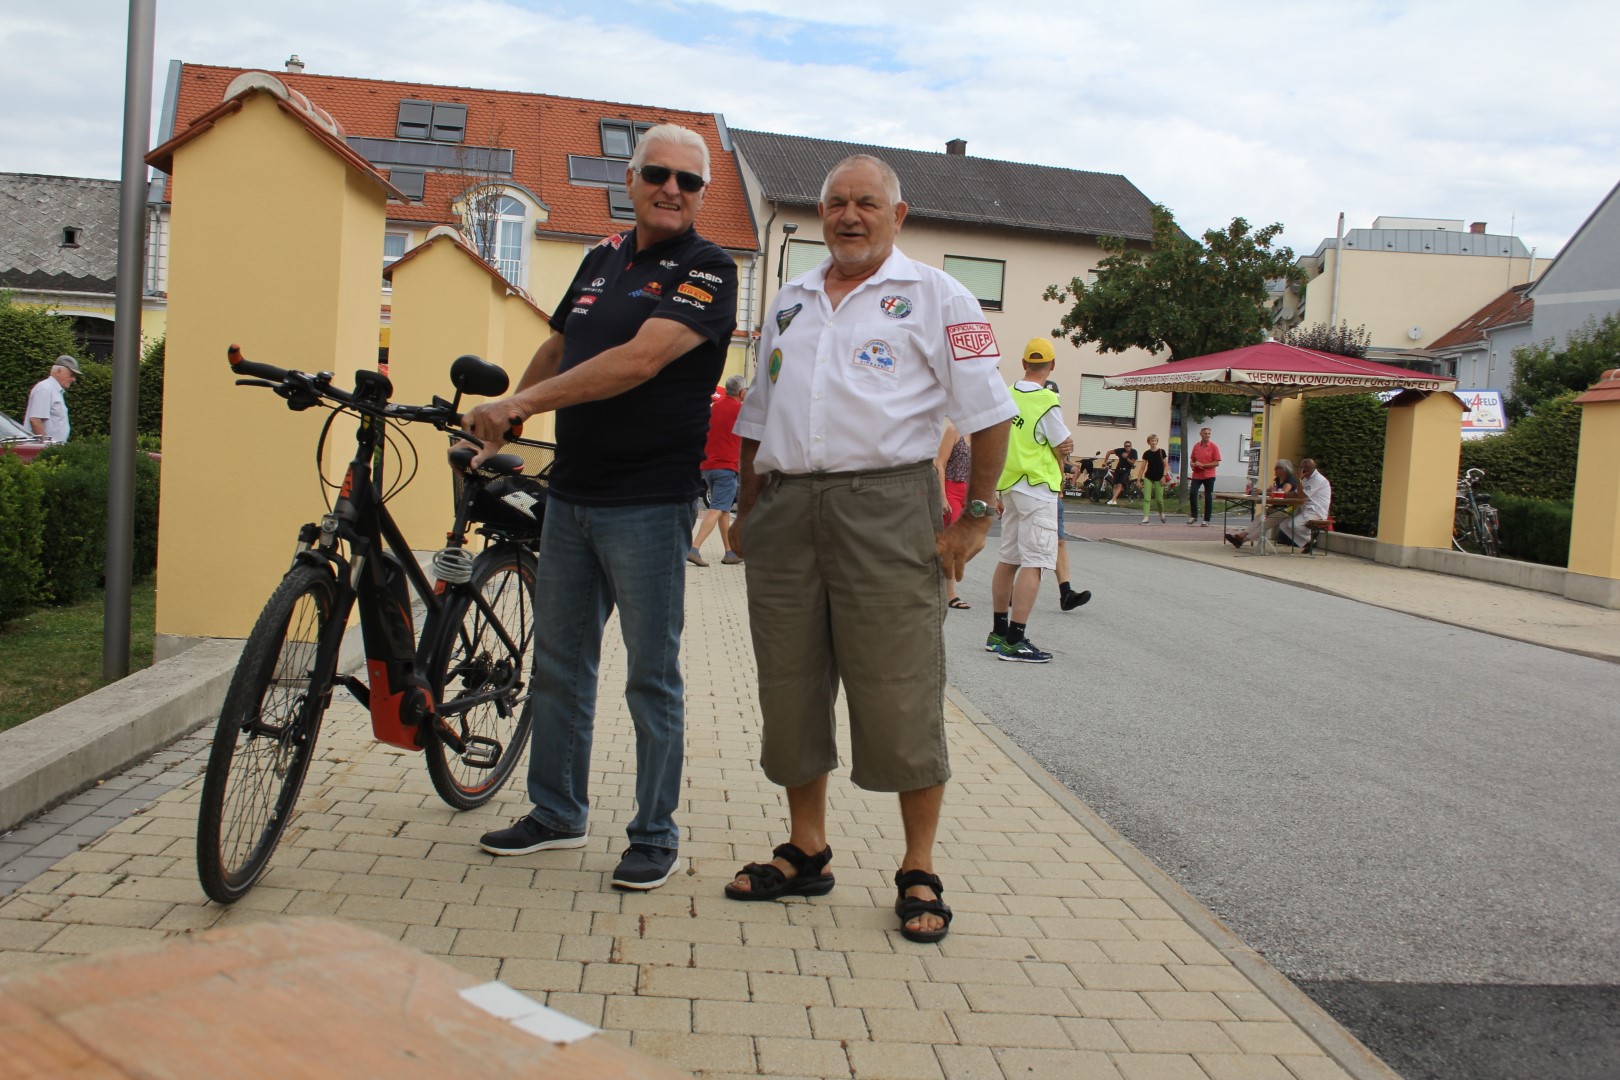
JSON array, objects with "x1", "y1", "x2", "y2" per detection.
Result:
[
  {"x1": 724, "y1": 842, "x2": 835, "y2": 901},
  {"x1": 894, "y1": 868, "x2": 953, "y2": 943},
  {"x1": 947, "y1": 597, "x2": 971, "y2": 610}
]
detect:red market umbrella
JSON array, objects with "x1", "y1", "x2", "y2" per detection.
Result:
[{"x1": 1103, "y1": 341, "x2": 1457, "y2": 547}]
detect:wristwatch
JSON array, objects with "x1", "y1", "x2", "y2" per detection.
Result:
[{"x1": 964, "y1": 499, "x2": 991, "y2": 519}]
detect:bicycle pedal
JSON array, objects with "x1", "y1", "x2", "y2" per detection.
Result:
[{"x1": 460, "y1": 736, "x2": 502, "y2": 769}]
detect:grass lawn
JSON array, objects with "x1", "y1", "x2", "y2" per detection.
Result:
[{"x1": 0, "y1": 580, "x2": 156, "y2": 733}]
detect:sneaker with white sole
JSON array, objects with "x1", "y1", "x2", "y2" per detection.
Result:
[
  {"x1": 611, "y1": 844, "x2": 681, "y2": 890},
  {"x1": 479, "y1": 817, "x2": 586, "y2": 855},
  {"x1": 984, "y1": 631, "x2": 1005, "y2": 652},
  {"x1": 993, "y1": 636, "x2": 1053, "y2": 663}
]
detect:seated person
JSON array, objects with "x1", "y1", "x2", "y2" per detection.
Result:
[
  {"x1": 1278, "y1": 458, "x2": 1332, "y2": 549},
  {"x1": 1226, "y1": 459, "x2": 1302, "y2": 548}
]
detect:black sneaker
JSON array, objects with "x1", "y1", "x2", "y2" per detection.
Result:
[
  {"x1": 611, "y1": 843, "x2": 681, "y2": 890},
  {"x1": 479, "y1": 817, "x2": 586, "y2": 856},
  {"x1": 992, "y1": 636, "x2": 1053, "y2": 663},
  {"x1": 1060, "y1": 589, "x2": 1092, "y2": 611}
]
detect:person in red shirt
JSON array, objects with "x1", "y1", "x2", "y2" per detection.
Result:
[
  {"x1": 689, "y1": 375, "x2": 746, "y2": 565},
  {"x1": 1186, "y1": 426, "x2": 1222, "y2": 526}
]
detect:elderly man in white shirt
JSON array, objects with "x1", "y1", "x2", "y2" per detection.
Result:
[
  {"x1": 724, "y1": 154, "x2": 1015, "y2": 945},
  {"x1": 25, "y1": 355, "x2": 79, "y2": 444},
  {"x1": 1279, "y1": 457, "x2": 1332, "y2": 550}
]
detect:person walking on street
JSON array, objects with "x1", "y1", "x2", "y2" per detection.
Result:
[
  {"x1": 988, "y1": 338, "x2": 1071, "y2": 663},
  {"x1": 1187, "y1": 426, "x2": 1221, "y2": 525},
  {"x1": 723, "y1": 154, "x2": 1015, "y2": 944},
  {"x1": 463, "y1": 124, "x2": 736, "y2": 891},
  {"x1": 1108, "y1": 440, "x2": 1137, "y2": 505},
  {"x1": 25, "y1": 355, "x2": 78, "y2": 444},
  {"x1": 1139, "y1": 433, "x2": 1169, "y2": 523},
  {"x1": 689, "y1": 375, "x2": 746, "y2": 566}
]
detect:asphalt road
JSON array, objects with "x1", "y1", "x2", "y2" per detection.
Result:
[{"x1": 945, "y1": 520, "x2": 1620, "y2": 1080}]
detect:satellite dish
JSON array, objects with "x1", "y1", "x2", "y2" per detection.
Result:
[{"x1": 1407, "y1": 326, "x2": 1423, "y2": 341}]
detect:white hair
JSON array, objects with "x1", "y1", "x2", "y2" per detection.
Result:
[
  {"x1": 630, "y1": 124, "x2": 711, "y2": 181},
  {"x1": 819, "y1": 154, "x2": 902, "y2": 206}
]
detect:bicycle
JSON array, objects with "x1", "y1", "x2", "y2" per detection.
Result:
[
  {"x1": 196, "y1": 346, "x2": 549, "y2": 904},
  {"x1": 1452, "y1": 467, "x2": 1500, "y2": 558}
]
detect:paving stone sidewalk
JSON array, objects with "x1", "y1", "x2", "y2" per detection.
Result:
[{"x1": 0, "y1": 552, "x2": 1382, "y2": 1080}]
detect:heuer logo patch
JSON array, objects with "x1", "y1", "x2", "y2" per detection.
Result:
[
  {"x1": 854, "y1": 339, "x2": 896, "y2": 374},
  {"x1": 947, "y1": 322, "x2": 999, "y2": 362},
  {"x1": 880, "y1": 295, "x2": 913, "y2": 319},
  {"x1": 776, "y1": 303, "x2": 802, "y2": 332},
  {"x1": 677, "y1": 282, "x2": 713, "y2": 302}
]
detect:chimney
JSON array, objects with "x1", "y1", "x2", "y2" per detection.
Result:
[
  {"x1": 285, "y1": 54, "x2": 305, "y2": 74},
  {"x1": 1469, "y1": 221, "x2": 1486, "y2": 234},
  {"x1": 946, "y1": 138, "x2": 967, "y2": 156}
]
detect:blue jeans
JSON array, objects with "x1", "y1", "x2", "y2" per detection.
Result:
[{"x1": 526, "y1": 498, "x2": 694, "y2": 850}]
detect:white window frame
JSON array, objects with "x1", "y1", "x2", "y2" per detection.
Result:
[{"x1": 382, "y1": 230, "x2": 409, "y2": 291}]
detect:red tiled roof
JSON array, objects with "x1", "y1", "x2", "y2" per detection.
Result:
[
  {"x1": 1428, "y1": 282, "x2": 1534, "y2": 351},
  {"x1": 164, "y1": 65, "x2": 758, "y2": 252}
]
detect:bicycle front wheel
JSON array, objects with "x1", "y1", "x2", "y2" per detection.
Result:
[
  {"x1": 422, "y1": 544, "x2": 537, "y2": 810},
  {"x1": 1453, "y1": 504, "x2": 1487, "y2": 555},
  {"x1": 197, "y1": 563, "x2": 337, "y2": 904}
]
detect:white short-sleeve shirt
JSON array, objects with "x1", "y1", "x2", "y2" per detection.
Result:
[
  {"x1": 25, "y1": 376, "x2": 69, "y2": 444},
  {"x1": 736, "y1": 247, "x2": 1016, "y2": 474}
]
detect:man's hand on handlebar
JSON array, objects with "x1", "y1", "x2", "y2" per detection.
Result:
[{"x1": 460, "y1": 397, "x2": 528, "y2": 467}]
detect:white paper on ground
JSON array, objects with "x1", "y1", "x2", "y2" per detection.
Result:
[{"x1": 459, "y1": 980, "x2": 600, "y2": 1044}]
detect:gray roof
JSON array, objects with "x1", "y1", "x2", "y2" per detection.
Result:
[
  {"x1": 0, "y1": 173, "x2": 122, "y2": 293},
  {"x1": 1308, "y1": 227, "x2": 1530, "y2": 262},
  {"x1": 731, "y1": 130, "x2": 1155, "y2": 241}
]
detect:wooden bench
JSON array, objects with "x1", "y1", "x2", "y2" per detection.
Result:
[{"x1": 1300, "y1": 517, "x2": 1334, "y2": 555}]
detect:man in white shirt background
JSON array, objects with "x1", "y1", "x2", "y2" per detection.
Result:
[
  {"x1": 25, "y1": 355, "x2": 78, "y2": 444},
  {"x1": 1280, "y1": 457, "x2": 1332, "y2": 550}
]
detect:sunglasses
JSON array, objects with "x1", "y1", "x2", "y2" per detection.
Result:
[{"x1": 636, "y1": 165, "x2": 707, "y2": 193}]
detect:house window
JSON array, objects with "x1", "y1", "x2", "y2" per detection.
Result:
[
  {"x1": 600, "y1": 121, "x2": 634, "y2": 158},
  {"x1": 1077, "y1": 374, "x2": 1136, "y2": 426},
  {"x1": 568, "y1": 156, "x2": 629, "y2": 185},
  {"x1": 784, "y1": 239, "x2": 828, "y2": 281},
  {"x1": 488, "y1": 195, "x2": 526, "y2": 285},
  {"x1": 61, "y1": 226, "x2": 82, "y2": 248},
  {"x1": 396, "y1": 99, "x2": 467, "y2": 143},
  {"x1": 382, "y1": 231, "x2": 408, "y2": 290},
  {"x1": 943, "y1": 255, "x2": 1005, "y2": 311},
  {"x1": 607, "y1": 188, "x2": 636, "y2": 221},
  {"x1": 389, "y1": 169, "x2": 425, "y2": 201}
]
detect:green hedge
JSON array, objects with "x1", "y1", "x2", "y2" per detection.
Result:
[
  {"x1": 1459, "y1": 393, "x2": 1582, "y2": 501},
  {"x1": 0, "y1": 439, "x2": 161, "y2": 621},
  {"x1": 1301, "y1": 393, "x2": 1387, "y2": 536},
  {"x1": 1490, "y1": 493, "x2": 1572, "y2": 567},
  {"x1": 0, "y1": 455, "x2": 45, "y2": 622}
]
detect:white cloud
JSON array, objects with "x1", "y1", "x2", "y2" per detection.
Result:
[{"x1": 2, "y1": 0, "x2": 1616, "y2": 261}]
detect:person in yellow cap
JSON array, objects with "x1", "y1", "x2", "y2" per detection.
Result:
[{"x1": 988, "y1": 338, "x2": 1080, "y2": 662}]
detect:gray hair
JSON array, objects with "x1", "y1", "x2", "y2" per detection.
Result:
[
  {"x1": 629, "y1": 123, "x2": 710, "y2": 181},
  {"x1": 724, "y1": 374, "x2": 746, "y2": 397},
  {"x1": 819, "y1": 154, "x2": 902, "y2": 205},
  {"x1": 1274, "y1": 458, "x2": 1294, "y2": 473}
]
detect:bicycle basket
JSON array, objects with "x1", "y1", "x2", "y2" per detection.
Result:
[{"x1": 450, "y1": 437, "x2": 557, "y2": 540}]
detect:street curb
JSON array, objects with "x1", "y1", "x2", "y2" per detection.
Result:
[
  {"x1": 1103, "y1": 538, "x2": 1620, "y2": 666},
  {"x1": 946, "y1": 685, "x2": 1403, "y2": 1080},
  {"x1": 0, "y1": 639, "x2": 243, "y2": 834}
]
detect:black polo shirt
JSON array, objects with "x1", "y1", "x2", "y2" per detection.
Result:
[{"x1": 548, "y1": 226, "x2": 738, "y2": 505}]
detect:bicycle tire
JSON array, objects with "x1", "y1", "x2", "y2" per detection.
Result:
[
  {"x1": 197, "y1": 563, "x2": 337, "y2": 904},
  {"x1": 1452, "y1": 504, "x2": 1486, "y2": 555},
  {"x1": 422, "y1": 544, "x2": 537, "y2": 810},
  {"x1": 1479, "y1": 504, "x2": 1501, "y2": 558}
]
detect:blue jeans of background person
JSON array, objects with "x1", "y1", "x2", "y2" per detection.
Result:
[
  {"x1": 525, "y1": 498, "x2": 695, "y2": 851},
  {"x1": 1188, "y1": 476, "x2": 1216, "y2": 521}
]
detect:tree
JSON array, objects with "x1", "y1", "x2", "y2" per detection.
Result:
[
  {"x1": 1044, "y1": 204, "x2": 1304, "y2": 431},
  {"x1": 1507, "y1": 313, "x2": 1620, "y2": 421},
  {"x1": 1280, "y1": 320, "x2": 1371, "y2": 359}
]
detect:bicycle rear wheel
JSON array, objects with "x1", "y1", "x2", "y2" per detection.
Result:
[
  {"x1": 422, "y1": 544, "x2": 537, "y2": 810},
  {"x1": 1453, "y1": 504, "x2": 1487, "y2": 555},
  {"x1": 197, "y1": 564, "x2": 337, "y2": 904}
]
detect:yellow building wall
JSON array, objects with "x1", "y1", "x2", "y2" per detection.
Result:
[
  {"x1": 1376, "y1": 392, "x2": 1465, "y2": 550},
  {"x1": 1302, "y1": 247, "x2": 1541, "y2": 349},
  {"x1": 1567, "y1": 401, "x2": 1620, "y2": 581},
  {"x1": 154, "y1": 91, "x2": 387, "y2": 642}
]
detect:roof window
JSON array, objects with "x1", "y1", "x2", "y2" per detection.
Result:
[{"x1": 397, "y1": 99, "x2": 468, "y2": 143}]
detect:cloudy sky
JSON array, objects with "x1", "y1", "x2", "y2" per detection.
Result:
[{"x1": 4, "y1": 0, "x2": 1615, "y2": 260}]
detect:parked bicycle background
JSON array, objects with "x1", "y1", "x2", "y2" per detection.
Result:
[{"x1": 1452, "y1": 466, "x2": 1500, "y2": 558}]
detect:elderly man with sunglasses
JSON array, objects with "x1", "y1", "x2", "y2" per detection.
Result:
[
  {"x1": 463, "y1": 124, "x2": 737, "y2": 892},
  {"x1": 724, "y1": 155, "x2": 1015, "y2": 944}
]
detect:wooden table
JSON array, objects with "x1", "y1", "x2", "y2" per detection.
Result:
[
  {"x1": 1213, "y1": 492, "x2": 1303, "y2": 553},
  {"x1": 0, "y1": 917, "x2": 690, "y2": 1079}
]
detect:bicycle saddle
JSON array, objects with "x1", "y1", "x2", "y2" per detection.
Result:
[{"x1": 449, "y1": 446, "x2": 524, "y2": 475}]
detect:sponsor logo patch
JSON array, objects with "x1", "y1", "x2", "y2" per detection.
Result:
[
  {"x1": 880, "y1": 295, "x2": 913, "y2": 319},
  {"x1": 688, "y1": 269, "x2": 724, "y2": 286},
  {"x1": 591, "y1": 277, "x2": 606, "y2": 288},
  {"x1": 769, "y1": 348, "x2": 783, "y2": 384},
  {"x1": 671, "y1": 295, "x2": 706, "y2": 309},
  {"x1": 576, "y1": 295, "x2": 597, "y2": 306},
  {"x1": 659, "y1": 259, "x2": 679, "y2": 269},
  {"x1": 947, "y1": 321, "x2": 999, "y2": 362},
  {"x1": 596, "y1": 233, "x2": 625, "y2": 250},
  {"x1": 677, "y1": 282, "x2": 714, "y2": 302},
  {"x1": 570, "y1": 306, "x2": 590, "y2": 315},
  {"x1": 853, "y1": 339, "x2": 896, "y2": 374},
  {"x1": 628, "y1": 281, "x2": 664, "y2": 300},
  {"x1": 775, "y1": 303, "x2": 802, "y2": 333}
]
